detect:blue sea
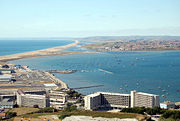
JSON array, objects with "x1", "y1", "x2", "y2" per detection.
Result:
[
  {"x1": 1, "y1": 40, "x2": 180, "y2": 102},
  {"x1": 0, "y1": 40, "x2": 73, "y2": 56}
]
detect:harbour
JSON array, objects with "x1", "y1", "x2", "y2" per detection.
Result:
[{"x1": 10, "y1": 50, "x2": 180, "y2": 102}]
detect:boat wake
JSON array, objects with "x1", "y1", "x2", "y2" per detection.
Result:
[{"x1": 98, "y1": 68, "x2": 113, "y2": 74}]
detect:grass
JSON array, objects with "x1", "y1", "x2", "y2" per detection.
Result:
[
  {"x1": 18, "y1": 110, "x2": 145, "y2": 120},
  {"x1": 8, "y1": 107, "x2": 39, "y2": 116},
  {"x1": 66, "y1": 110, "x2": 144, "y2": 120}
]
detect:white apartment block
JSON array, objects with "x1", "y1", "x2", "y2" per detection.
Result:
[
  {"x1": 131, "y1": 90, "x2": 159, "y2": 108},
  {"x1": 49, "y1": 90, "x2": 67, "y2": 109},
  {"x1": 17, "y1": 89, "x2": 49, "y2": 108},
  {"x1": 84, "y1": 92, "x2": 130, "y2": 110},
  {"x1": 84, "y1": 90, "x2": 159, "y2": 110}
]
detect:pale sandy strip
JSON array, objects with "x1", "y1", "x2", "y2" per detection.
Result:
[{"x1": 0, "y1": 40, "x2": 79, "y2": 61}]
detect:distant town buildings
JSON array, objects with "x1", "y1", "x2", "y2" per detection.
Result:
[
  {"x1": 84, "y1": 40, "x2": 180, "y2": 51},
  {"x1": 84, "y1": 90, "x2": 160, "y2": 110}
]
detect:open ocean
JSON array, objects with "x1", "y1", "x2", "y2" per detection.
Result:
[
  {"x1": 0, "y1": 40, "x2": 73, "y2": 56},
  {"x1": 1, "y1": 40, "x2": 180, "y2": 102}
]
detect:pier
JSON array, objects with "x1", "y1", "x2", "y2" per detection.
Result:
[
  {"x1": 47, "y1": 70, "x2": 77, "y2": 74},
  {"x1": 72, "y1": 85, "x2": 104, "y2": 90}
]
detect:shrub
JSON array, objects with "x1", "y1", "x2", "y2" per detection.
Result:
[
  {"x1": 64, "y1": 105, "x2": 77, "y2": 112},
  {"x1": 6, "y1": 112, "x2": 17, "y2": 119},
  {"x1": 36, "y1": 107, "x2": 57, "y2": 113},
  {"x1": 33, "y1": 105, "x2": 39, "y2": 108},
  {"x1": 162, "y1": 111, "x2": 180, "y2": 120},
  {"x1": 59, "y1": 114, "x2": 70, "y2": 120},
  {"x1": 67, "y1": 89, "x2": 81, "y2": 98}
]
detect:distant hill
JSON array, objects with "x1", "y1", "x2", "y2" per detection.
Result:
[{"x1": 79, "y1": 36, "x2": 180, "y2": 42}]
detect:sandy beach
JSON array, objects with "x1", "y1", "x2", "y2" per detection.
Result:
[{"x1": 0, "y1": 40, "x2": 80, "y2": 62}]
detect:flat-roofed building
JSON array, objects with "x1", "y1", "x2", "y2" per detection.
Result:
[
  {"x1": 17, "y1": 89, "x2": 49, "y2": 108},
  {"x1": 175, "y1": 102, "x2": 180, "y2": 109},
  {"x1": 0, "y1": 69, "x2": 13, "y2": 74},
  {"x1": 49, "y1": 90, "x2": 67, "y2": 109},
  {"x1": 131, "y1": 90, "x2": 159, "y2": 108},
  {"x1": 84, "y1": 93, "x2": 101, "y2": 110},
  {"x1": 85, "y1": 90, "x2": 159, "y2": 110},
  {"x1": 160, "y1": 101, "x2": 175, "y2": 109},
  {"x1": 84, "y1": 92, "x2": 130, "y2": 110},
  {"x1": 0, "y1": 98, "x2": 15, "y2": 108},
  {"x1": 0, "y1": 75, "x2": 12, "y2": 83}
]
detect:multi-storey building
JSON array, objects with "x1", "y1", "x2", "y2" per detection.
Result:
[
  {"x1": 48, "y1": 90, "x2": 67, "y2": 109},
  {"x1": 84, "y1": 93, "x2": 101, "y2": 110},
  {"x1": 17, "y1": 89, "x2": 49, "y2": 108},
  {"x1": 84, "y1": 90, "x2": 159, "y2": 110},
  {"x1": 84, "y1": 92, "x2": 130, "y2": 110},
  {"x1": 131, "y1": 90, "x2": 159, "y2": 108}
]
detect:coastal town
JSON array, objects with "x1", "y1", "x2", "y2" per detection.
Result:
[
  {"x1": 83, "y1": 40, "x2": 180, "y2": 51},
  {"x1": 0, "y1": 0, "x2": 180, "y2": 120},
  {"x1": 0, "y1": 62, "x2": 180, "y2": 120}
]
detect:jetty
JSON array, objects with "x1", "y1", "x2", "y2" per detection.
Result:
[
  {"x1": 47, "y1": 70, "x2": 77, "y2": 74},
  {"x1": 72, "y1": 85, "x2": 104, "y2": 90}
]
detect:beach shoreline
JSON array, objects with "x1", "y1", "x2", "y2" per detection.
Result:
[
  {"x1": 0, "y1": 40, "x2": 79, "y2": 62},
  {"x1": 0, "y1": 40, "x2": 83, "y2": 92}
]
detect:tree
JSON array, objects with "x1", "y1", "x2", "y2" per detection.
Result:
[
  {"x1": 64, "y1": 105, "x2": 77, "y2": 112},
  {"x1": 2, "y1": 65, "x2": 9, "y2": 68},
  {"x1": 33, "y1": 105, "x2": 39, "y2": 108},
  {"x1": 14, "y1": 104, "x2": 19, "y2": 108},
  {"x1": 6, "y1": 112, "x2": 17, "y2": 119},
  {"x1": 36, "y1": 107, "x2": 57, "y2": 113}
]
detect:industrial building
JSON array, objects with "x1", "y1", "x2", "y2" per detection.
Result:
[
  {"x1": 17, "y1": 89, "x2": 49, "y2": 108},
  {"x1": 84, "y1": 90, "x2": 159, "y2": 110},
  {"x1": 49, "y1": 90, "x2": 67, "y2": 109}
]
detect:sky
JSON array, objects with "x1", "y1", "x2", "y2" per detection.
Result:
[{"x1": 0, "y1": 0, "x2": 180, "y2": 38}]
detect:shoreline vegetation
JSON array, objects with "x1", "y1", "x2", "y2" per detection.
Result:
[{"x1": 0, "y1": 40, "x2": 80, "y2": 62}]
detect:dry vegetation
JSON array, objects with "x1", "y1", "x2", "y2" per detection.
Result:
[{"x1": 9, "y1": 107, "x2": 39, "y2": 116}]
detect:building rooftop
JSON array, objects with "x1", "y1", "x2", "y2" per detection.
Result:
[
  {"x1": 44, "y1": 83, "x2": 57, "y2": 87},
  {"x1": 0, "y1": 69, "x2": 13, "y2": 71},
  {"x1": 175, "y1": 102, "x2": 180, "y2": 106},
  {"x1": 25, "y1": 94, "x2": 46, "y2": 99},
  {"x1": 17, "y1": 89, "x2": 25, "y2": 95},
  {"x1": 0, "y1": 98, "x2": 14, "y2": 106},
  {"x1": 86, "y1": 92, "x2": 130, "y2": 97},
  {"x1": 132, "y1": 90, "x2": 159, "y2": 96},
  {"x1": 161, "y1": 101, "x2": 175, "y2": 105},
  {"x1": 0, "y1": 75, "x2": 12, "y2": 79},
  {"x1": 99, "y1": 92, "x2": 130, "y2": 96}
]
